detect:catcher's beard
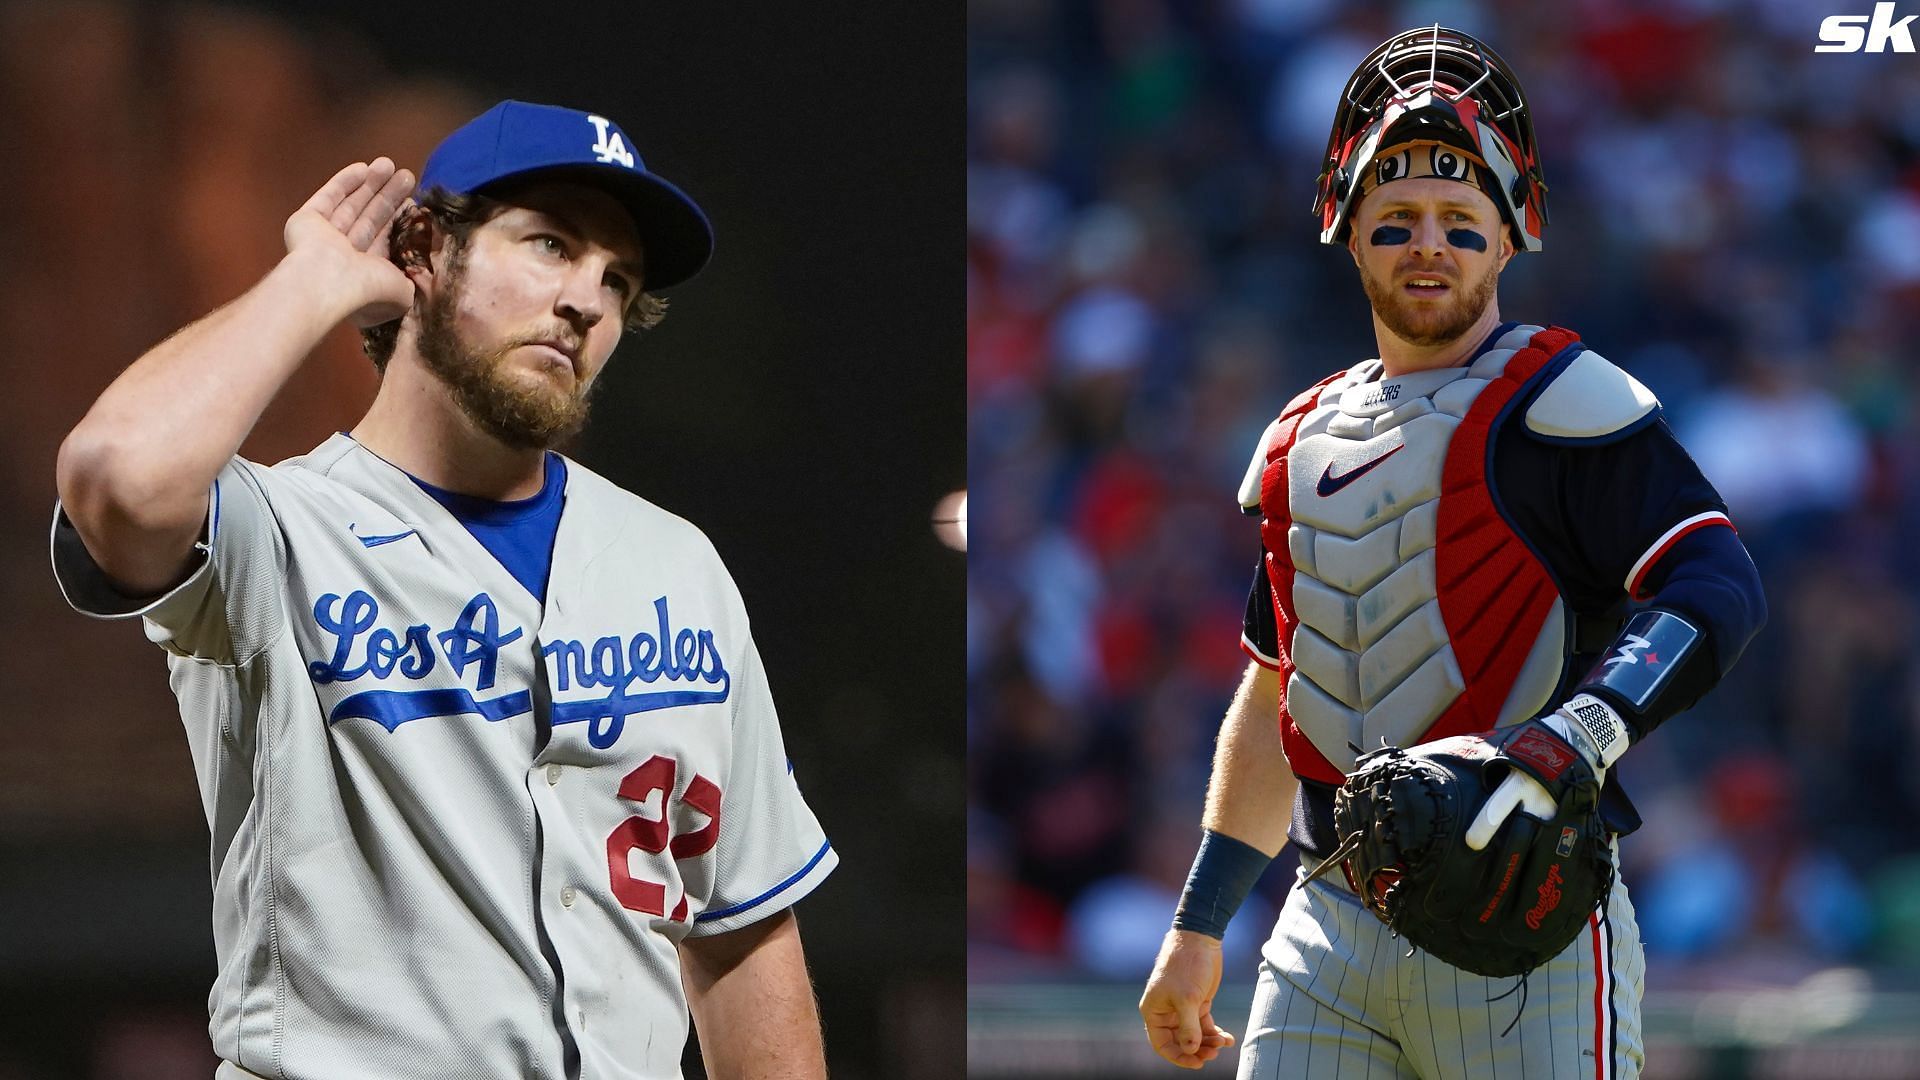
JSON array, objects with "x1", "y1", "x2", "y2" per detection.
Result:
[
  {"x1": 416, "y1": 253, "x2": 602, "y2": 451},
  {"x1": 1358, "y1": 253, "x2": 1502, "y2": 349}
]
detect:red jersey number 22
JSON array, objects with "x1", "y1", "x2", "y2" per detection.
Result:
[{"x1": 605, "y1": 754, "x2": 722, "y2": 921}]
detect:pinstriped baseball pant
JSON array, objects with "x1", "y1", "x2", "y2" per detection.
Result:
[{"x1": 1237, "y1": 861, "x2": 1645, "y2": 1080}]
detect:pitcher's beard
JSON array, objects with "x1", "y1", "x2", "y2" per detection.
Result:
[
  {"x1": 416, "y1": 266, "x2": 599, "y2": 451},
  {"x1": 1360, "y1": 258, "x2": 1501, "y2": 348}
]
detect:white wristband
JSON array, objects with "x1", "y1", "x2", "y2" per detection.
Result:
[{"x1": 1558, "y1": 693, "x2": 1630, "y2": 770}]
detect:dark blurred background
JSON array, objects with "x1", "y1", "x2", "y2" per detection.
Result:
[
  {"x1": 0, "y1": 2, "x2": 962, "y2": 1078},
  {"x1": 968, "y1": 1, "x2": 1920, "y2": 1076}
]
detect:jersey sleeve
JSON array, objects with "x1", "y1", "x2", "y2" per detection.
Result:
[
  {"x1": 1241, "y1": 554, "x2": 1281, "y2": 669},
  {"x1": 686, "y1": 632, "x2": 837, "y2": 937},
  {"x1": 1493, "y1": 415, "x2": 1731, "y2": 612},
  {"x1": 49, "y1": 457, "x2": 288, "y2": 664},
  {"x1": 1238, "y1": 412, "x2": 1287, "y2": 667},
  {"x1": 1561, "y1": 417, "x2": 1732, "y2": 600}
]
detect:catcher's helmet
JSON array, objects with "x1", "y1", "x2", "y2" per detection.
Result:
[{"x1": 1314, "y1": 26, "x2": 1547, "y2": 252}]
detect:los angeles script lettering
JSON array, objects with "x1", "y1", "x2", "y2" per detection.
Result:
[{"x1": 307, "y1": 590, "x2": 729, "y2": 696}]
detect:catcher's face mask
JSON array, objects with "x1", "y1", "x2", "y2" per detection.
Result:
[{"x1": 1315, "y1": 25, "x2": 1547, "y2": 252}]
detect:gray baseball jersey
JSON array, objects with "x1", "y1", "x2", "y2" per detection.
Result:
[{"x1": 51, "y1": 433, "x2": 836, "y2": 1080}]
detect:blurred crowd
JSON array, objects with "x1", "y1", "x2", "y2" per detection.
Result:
[{"x1": 968, "y1": 0, "x2": 1920, "y2": 986}]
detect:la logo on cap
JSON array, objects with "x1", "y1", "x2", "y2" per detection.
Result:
[{"x1": 587, "y1": 115, "x2": 635, "y2": 169}]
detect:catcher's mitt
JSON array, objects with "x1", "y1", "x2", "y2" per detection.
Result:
[{"x1": 1311, "y1": 729, "x2": 1614, "y2": 978}]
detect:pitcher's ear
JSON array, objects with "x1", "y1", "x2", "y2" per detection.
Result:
[{"x1": 390, "y1": 204, "x2": 437, "y2": 272}]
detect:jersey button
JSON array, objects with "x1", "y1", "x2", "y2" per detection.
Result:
[
  {"x1": 545, "y1": 764, "x2": 562, "y2": 785},
  {"x1": 561, "y1": 886, "x2": 576, "y2": 908}
]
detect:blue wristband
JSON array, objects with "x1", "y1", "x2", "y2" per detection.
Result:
[{"x1": 1171, "y1": 829, "x2": 1272, "y2": 940}]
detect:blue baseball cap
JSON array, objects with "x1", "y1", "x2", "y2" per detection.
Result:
[{"x1": 418, "y1": 100, "x2": 714, "y2": 289}]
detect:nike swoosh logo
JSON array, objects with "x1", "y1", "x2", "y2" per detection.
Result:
[
  {"x1": 1316, "y1": 444, "x2": 1404, "y2": 497},
  {"x1": 350, "y1": 524, "x2": 417, "y2": 548}
]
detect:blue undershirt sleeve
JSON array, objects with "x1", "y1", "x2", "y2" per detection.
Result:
[{"x1": 1634, "y1": 524, "x2": 1767, "y2": 679}]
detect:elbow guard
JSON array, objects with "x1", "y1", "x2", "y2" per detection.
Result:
[
  {"x1": 1574, "y1": 608, "x2": 1715, "y2": 745},
  {"x1": 1577, "y1": 522, "x2": 1767, "y2": 744}
]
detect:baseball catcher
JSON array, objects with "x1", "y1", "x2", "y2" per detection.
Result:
[{"x1": 1139, "y1": 26, "x2": 1766, "y2": 1078}]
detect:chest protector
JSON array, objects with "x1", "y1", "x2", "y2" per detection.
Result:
[{"x1": 1256, "y1": 325, "x2": 1582, "y2": 785}]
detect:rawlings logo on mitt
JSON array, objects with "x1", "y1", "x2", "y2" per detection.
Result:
[{"x1": 1307, "y1": 733, "x2": 1614, "y2": 978}]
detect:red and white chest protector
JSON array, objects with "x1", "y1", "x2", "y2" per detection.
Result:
[{"x1": 1256, "y1": 325, "x2": 1583, "y2": 786}]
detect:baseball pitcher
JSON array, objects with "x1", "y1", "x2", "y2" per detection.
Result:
[
  {"x1": 53, "y1": 101, "x2": 835, "y2": 1079},
  {"x1": 1138, "y1": 28, "x2": 1767, "y2": 1079}
]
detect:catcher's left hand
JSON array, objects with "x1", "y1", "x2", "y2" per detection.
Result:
[{"x1": 1314, "y1": 724, "x2": 1615, "y2": 978}]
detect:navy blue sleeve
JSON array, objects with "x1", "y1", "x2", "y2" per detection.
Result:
[
  {"x1": 1564, "y1": 525, "x2": 1765, "y2": 745},
  {"x1": 1634, "y1": 525, "x2": 1767, "y2": 679},
  {"x1": 1241, "y1": 555, "x2": 1281, "y2": 666},
  {"x1": 1496, "y1": 407, "x2": 1765, "y2": 744},
  {"x1": 1493, "y1": 415, "x2": 1729, "y2": 615}
]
